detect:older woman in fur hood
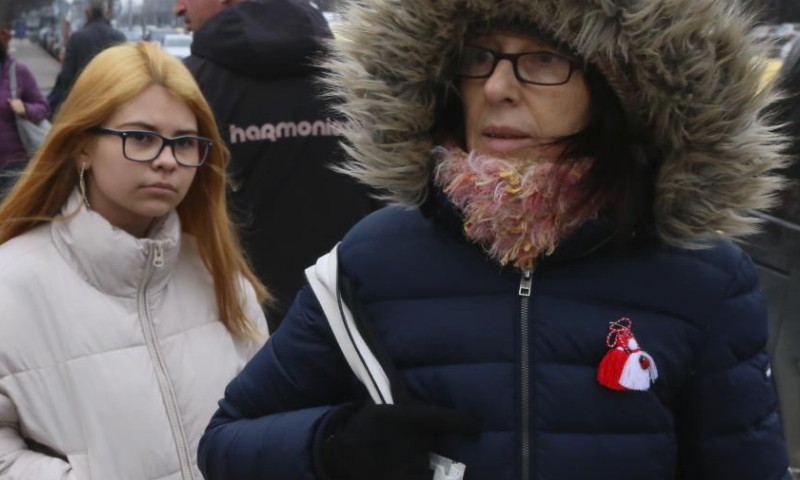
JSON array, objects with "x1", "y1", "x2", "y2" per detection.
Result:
[{"x1": 197, "y1": 1, "x2": 792, "y2": 480}]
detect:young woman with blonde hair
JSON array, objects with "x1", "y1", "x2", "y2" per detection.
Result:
[{"x1": 0, "y1": 41, "x2": 268, "y2": 480}]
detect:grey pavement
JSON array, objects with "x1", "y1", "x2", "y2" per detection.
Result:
[{"x1": 8, "y1": 38, "x2": 61, "y2": 95}]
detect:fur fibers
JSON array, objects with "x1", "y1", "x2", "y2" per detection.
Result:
[{"x1": 321, "y1": 0, "x2": 788, "y2": 246}]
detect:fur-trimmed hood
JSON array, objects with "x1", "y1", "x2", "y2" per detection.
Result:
[{"x1": 322, "y1": 0, "x2": 787, "y2": 246}]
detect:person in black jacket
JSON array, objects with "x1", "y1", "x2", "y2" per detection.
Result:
[
  {"x1": 48, "y1": 0, "x2": 125, "y2": 116},
  {"x1": 175, "y1": 0, "x2": 376, "y2": 330}
]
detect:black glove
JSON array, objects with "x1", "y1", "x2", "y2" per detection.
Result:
[{"x1": 319, "y1": 402, "x2": 478, "y2": 480}]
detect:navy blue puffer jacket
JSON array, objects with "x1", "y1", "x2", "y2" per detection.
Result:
[{"x1": 198, "y1": 202, "x2": 790, "y2": 480}]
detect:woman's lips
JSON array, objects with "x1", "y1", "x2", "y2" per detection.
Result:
[
  {"x1": 479, "y1": 126, "x2": 533, "y2": 153},
  {"x1": 141, "y1": 183, "x2": 177, "y2": 194},
  {"x1": 480, "y1": 133, "x2": 533, "y2": 153}
]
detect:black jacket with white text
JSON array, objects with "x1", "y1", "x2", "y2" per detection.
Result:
[{"x1": 185, "y1": 0, "x2": 376, "y2": 329}]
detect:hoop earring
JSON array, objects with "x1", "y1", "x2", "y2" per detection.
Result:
[{"x1": 79, "y1": 162, "x2": 91, "y2": 209}]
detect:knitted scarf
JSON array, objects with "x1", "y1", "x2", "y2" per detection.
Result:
[{"x1": 433, "y1": 146, "x2": 601, "y2": 270}]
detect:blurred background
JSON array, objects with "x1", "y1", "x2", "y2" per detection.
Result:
[
  {"x1": 0, "y1": 0, "x2": 344, "y2": 63},
  {"x1": 0, "y1": 0, "x2": 795, "y2": 73}
]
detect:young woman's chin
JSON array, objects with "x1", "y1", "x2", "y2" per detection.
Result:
[{"x1": 129, "y1": 199, "x2": 181, "y2": 220}]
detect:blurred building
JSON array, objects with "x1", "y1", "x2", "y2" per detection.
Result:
[{"x1": 124, "y1": 0, "x2": 181, "y2": 29}]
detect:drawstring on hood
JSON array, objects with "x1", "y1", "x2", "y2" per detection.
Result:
[{"x1": 322, "y1": 0, "x2": 788, "y2": 248}]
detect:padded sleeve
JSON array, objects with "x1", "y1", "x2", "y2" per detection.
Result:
[
  {"x1": 198, "y1": 286, "x2": 357, "y2": 480},
  {"x1": 676, "y1": 252, "x2": 791, "y2": 480}
]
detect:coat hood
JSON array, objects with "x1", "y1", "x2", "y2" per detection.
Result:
[
  {"x1": 191, "y1": 0, "x2": 332, "y2": 79},
  {"x1": 322, "y1": 0, "x2": 787, "y2": 246}
]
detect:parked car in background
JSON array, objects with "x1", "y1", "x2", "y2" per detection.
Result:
[
  {"x1": 755, "y1": 23, "x2": 800, "y2": 90},
  {"x1": 120, "y1": 28, "x2": 145, "y2": 43},
  {"x1": 144, "y1": 28, "x2": 174, "y2": 46},
  {"x1": 35, "y1": 26, "x2": 65, "y2": 60},
  {"x1": 322, "y1": 11, "x2": 340, "y2": 23},
  {"x1": 162, "y1": 34, "x2": 192, "y2": 59},
  {"x1": 774, "y1": 23, "x2": 800, "y2": 42},
  {"x1": 323, "y1": 11, "x2": 343, "y2": 38},
  {"x1": 783, "y1": 37, "x2": 800, "y2": 60},
  {"x1": 772, "y1": 23, "x2": 800, "y2": 57},
  {"x1": 753, "y1": 23, "x2": 775, "y2": 40}
]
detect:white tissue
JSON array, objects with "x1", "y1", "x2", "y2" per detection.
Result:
[{"x1": 430, "y1": 453, "x2": 466, "y2": 480}]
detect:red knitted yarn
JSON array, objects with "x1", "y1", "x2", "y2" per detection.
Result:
[{"x1": 598, "y1": 348, "x2": 629, "y2": 391}]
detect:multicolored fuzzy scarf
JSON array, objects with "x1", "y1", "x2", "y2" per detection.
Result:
[{"x1": 433, "y1": 146, "x2": 601, "y2": 270}]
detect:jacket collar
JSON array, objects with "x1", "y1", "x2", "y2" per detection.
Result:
[
  {"x1": 422, "y1": 186, "x2": 615, "y2": 270},
  {"x1": 51, "y1": 190, "x2": 182, "y2": 297},
  {"x1": 84, "y1": 17, "x2": 111, "y2": 28}
]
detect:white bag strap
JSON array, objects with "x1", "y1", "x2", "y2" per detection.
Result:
[
  {"x1": 305, "y1": 243, "x2": 394, "y2": 405},
  {"x1": 305, "y1": 245, "x2": 467, "y2": 480}
]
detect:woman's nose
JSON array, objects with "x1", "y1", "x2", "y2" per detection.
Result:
[
  {"x1": 151, "y1": 145, "x2": 179, "y2": 171},
  {"x1": 484, "y1": 59, "x2": 521, "y2": 104}
]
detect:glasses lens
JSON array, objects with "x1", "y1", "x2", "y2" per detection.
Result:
[
  {"x1": 124, "y1": 131, "x2": 163, "y2": 161},
  {"x1": 458, "y1": 46, "x2": 496, "y2": 77},
  {"x1": 517, "y1": 52, "x2": 572, "y2": 85},
  {"x1": 173, "y1": 136, "x2": 210, "y2": 167}
]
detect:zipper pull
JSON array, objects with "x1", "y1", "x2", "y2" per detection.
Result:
[
  {"x1": 153, "y1": 243, "x2": 165, "y2": 268},
  {"x1": 519, "y1": 270, "x2": 532, "y2": 297}
]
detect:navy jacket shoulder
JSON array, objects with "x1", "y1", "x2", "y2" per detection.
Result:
[{"x1": 340, "y1": 205, "x2": 752, "y2": 323}]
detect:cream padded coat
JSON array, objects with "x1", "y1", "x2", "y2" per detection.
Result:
[{"x1": 0, "y1": 191, "x2": 267, "y2": 480}]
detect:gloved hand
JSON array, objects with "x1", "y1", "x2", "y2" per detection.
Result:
[{"x1": 318, "y1": 402, "x2": 478, "y2": 480}]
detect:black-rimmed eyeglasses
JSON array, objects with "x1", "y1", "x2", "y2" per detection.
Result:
[
  {"x1": 457, "y1": 45, "x2": 580, "y2": 86},
  {"x1": 89, "y1": 127, "x2": 213, "y2": 167}
]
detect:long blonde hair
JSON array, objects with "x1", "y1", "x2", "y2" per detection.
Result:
[{"x1": 0, "y1": 42, "x2": 268, "y2": 338}]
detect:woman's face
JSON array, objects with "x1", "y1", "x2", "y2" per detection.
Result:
[
  {"x1": 80, "y1": 84, "x2": 199, "y2": 237},
  {"x1": 460, "y1": 32, "x2": 591, "y2": 162}
]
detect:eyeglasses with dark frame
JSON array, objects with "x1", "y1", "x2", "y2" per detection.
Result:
[
  {"x1": 457, "y1": 45, "x2": 580, "y2": 86},
  {"x1": 89, "y1": 127, "x2": 214, "y2": 167}
]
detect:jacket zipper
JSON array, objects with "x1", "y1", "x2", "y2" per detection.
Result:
[
  {"x1": 519, "y1": 269, "x2": 533, "y2": 480},
  {"x1": 153, "y1": 242, "x2": 165, "y2": 267},
  {"x1": 137, "y1": 242, "x2": 195, "y2": 480}
]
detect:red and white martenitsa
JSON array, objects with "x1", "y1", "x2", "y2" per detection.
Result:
[{"x1": 598, "y1": 318, "x2": 659, "y2": 391}]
